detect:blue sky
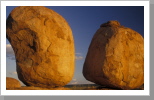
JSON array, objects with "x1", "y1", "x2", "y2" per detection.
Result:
[{"x1": 6, "y1": 6, "x2": 144, "y2": 85}]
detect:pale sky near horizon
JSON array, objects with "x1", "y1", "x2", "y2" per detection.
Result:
[{"x1": 6, "y1": 6, "x2": 144, "y2": 85}]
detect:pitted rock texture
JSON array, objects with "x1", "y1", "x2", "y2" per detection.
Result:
[
  {"x1": 6, "y1": 77, "x2": 21, "y2": 89},
  {"x1": 6, "y1": 6, "x2": 75, "y2": 88},
  {"x1": 83, "y1": 20, "x2": 144, "y2": 90}
]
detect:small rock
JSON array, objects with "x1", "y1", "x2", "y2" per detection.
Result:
[{"x1": 6, "y1": 77, "x2": 21, "y2": 89}]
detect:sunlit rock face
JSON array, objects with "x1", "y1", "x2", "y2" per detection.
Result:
[
  {"x1": 83, "y1": 21, "x2": 144, "y2": 90},
  {"x1": 6, "y1": 6, "x2": 75, "y2": 88},
  {"x1": 6, "y1": 77, "x2": 21, "y2": 89}
]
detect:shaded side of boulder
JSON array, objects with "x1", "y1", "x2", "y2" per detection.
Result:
[
  {"x1": 83, "y1": 20, "x2": 144, "y2": 90},
  {"x1": 6, "y1": 77, "x2": 21, "y2": 89},
  {"x1": 6, "y1": 6, "x2": 75, "y2": 88}
]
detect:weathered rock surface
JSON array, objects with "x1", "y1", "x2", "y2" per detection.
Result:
[
  {"x1": 6, "y1": 77, "x2": 21, "y2": 89},
  {"x1": 83, "y1": 20, "x2": 144, "y2": 90},
  {"x1": 6, "y1": 6, "x2": 75, "y2": 88}
]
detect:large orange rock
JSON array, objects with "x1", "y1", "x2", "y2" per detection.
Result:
[
  {"x1": 6, "y1": 6, "x2": 75, "y2": 88},
  {"x1": 83, "y1": 21, "x2": 144, "y2": 90},
  {"x1": 6, "y1": 77, "x2": 21, "y2": 89}
]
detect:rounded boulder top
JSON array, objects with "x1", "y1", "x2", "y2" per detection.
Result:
[{"x1": 100, "y1": 20, "x2": 121, "y2": 27}]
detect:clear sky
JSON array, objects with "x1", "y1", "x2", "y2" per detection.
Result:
[{"x1": 6, "y1": 6, "x2": 144, "y2": 85}]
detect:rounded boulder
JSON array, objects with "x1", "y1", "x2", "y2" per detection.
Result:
[
  {"x1": 6, "y1": 6, "x2": 75, "y2": 88},
  {"x1": 83, "y1": 21, "x2": 144, "y2": 90}
]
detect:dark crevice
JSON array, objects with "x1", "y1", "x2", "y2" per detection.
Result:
[{"x1": 28, "y1": 41, "x2": 37, "y2": 52}]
